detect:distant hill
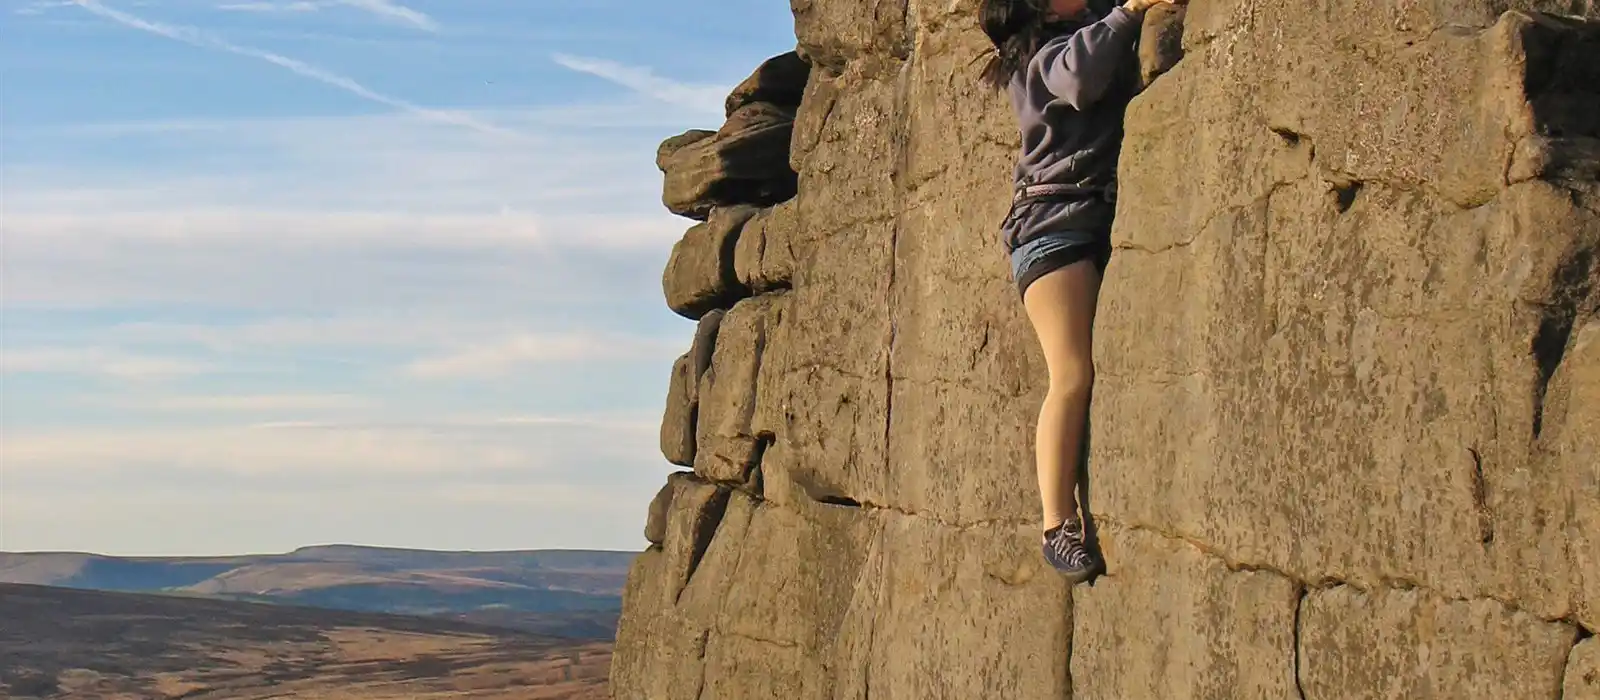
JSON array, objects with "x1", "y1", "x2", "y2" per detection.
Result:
[
  {"x1": 0, "y1": 582, "x2": 609, "y2": 699},
  {"x1": 0, "y1": 546, "x2": 635, "y2": 640}
]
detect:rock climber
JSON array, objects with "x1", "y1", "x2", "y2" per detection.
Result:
[{"x1": 978, "y1": 0, "x2": 1181, "y2": 582}]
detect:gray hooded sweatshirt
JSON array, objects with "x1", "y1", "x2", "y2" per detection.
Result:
[{"x1": 1000, "y1": 6, "x2": 1143, "y2": 252}]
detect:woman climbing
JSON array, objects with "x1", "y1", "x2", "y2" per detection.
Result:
[{"x1": 979, "y1": 0, "x2": 1178, "y2": 582}]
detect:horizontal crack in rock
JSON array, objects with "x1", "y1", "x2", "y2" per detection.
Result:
[
  {"x1": 724, "y1": 630, "x2": 803, "y2": 650},
  {"x1": 1096, "y1": 515, "x2": 1593, "y2": 631},
  {"x1": 1116, "y1": 181, "x2": 1290, "y2": 255},
  {"x1": 852, "y1": 500, "x2": 1033, "y2": 532}
]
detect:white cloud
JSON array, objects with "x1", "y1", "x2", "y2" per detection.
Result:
[
  {"x1": 8, "y1": 208, "x2": 547, "y2": 247},
  {"x1": 0, "y1": 347, "x2": 216, "y2": 381},
  {"x1": 251, "y1": 414, "x2": 657, "y2": 432},
  {"x1": 216, "y1": 1, "x2": 321, "y2": 12},
  {"x1": 134, "y1": 393, "x2": 374, "y2": 412},
  {"x1": 69, "y1": 1, "x2": 506, "y2": 137},
  {"x1": 405, "y1": 332, "x2": 682, "y2": 379},
  {"x1": 15, "y1": 0, "x2": 76, "y2": 15},
  {"x1": 552, "y1": 53, "x2": 730, "y2": 116},
  {"x1": 335, "y1": 0, "x2": 436, "y2": 31},
  {"x1": 3, "y1": 104, "x2": 696, "y2": 311},
  {"x1": 215, "y1": 0, "x2": 438, "y2": 31},
  {"x1": 1, "y1": 414, "x2": 659, "y2": 477}
]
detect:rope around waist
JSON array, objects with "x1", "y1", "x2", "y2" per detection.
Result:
[{"x1": 1012, "y1": 181, "x2": 1118, "y2": 205}]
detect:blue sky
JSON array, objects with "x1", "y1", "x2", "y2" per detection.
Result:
[{"x1": 1, "y1": 0, "x2": 797, "y2": 556}]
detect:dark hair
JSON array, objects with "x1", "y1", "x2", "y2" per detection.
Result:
[
  {"x1": 979, "y1": 0, "x2": 1102, "y2": 90},
  {"x1": 979, "y1": 0, "x2": 1050, "y2": 89}
]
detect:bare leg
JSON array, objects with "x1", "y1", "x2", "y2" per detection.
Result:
[{"x1": 1021, "y1": 259, "x2": 1103, "y2": 534}]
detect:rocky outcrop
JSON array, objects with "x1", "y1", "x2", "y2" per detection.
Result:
[
  {"x1": 618, "y1": 2, "x2": 1600, "y2": 698},
  {"x1": 659, "y1": 104, "x2": 798, "y2": 220},
  {"x1": 724, "y1": 51, "x2": 810, "y2": 117}
]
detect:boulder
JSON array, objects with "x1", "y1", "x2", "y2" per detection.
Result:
[
  {"x1": 694, "y1": 294, "x2": 787, "y2": 484},
  {"x1": 1138, "y1": 4, "x2": 1186, "y2": 87},
  {"x1": 660, "y1": 103, "x2": 798, "y2": 221},
  {"x1": 660, "y1": 311, "x2": 727, "y2": 465},
  {"x1": 732, "y1": 201, "x2": 799, "y2": 292},
  {"x1": 1568, "y1": 637, "x2": 1600, "y2": 700},
  {"x1": 643, "y1": 471, "x2": 696, "y2": 545},
  {"x1": 662, "y1": 208, "x2": 758, "y2": 320},
  {"x1": 657, "y1": 129, "x2": 715, "y2": 170},
  {"x1": 725, "y1": 51, "x2": 810, "y2": 116}
]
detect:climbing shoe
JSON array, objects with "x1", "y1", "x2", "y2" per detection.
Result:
[{"x1": 1042, "y1": 518, "x2": 1097, "y2": 583}]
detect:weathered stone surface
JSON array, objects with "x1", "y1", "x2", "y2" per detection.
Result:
[
  {"x1": 695, "y1": 294, "x2": 787, "y2": 484},
  {"x1": 732, "y1": 201, "x2": 799, "y2": 292},
  {"x1": 789, "y1": 68, "x2": 901, "y2": 235},
  {"x1": 1072, "y1": 525, "x2": 1300, "y2": 700},
  {"x1": 619, "y1": 0, "x2": 1600, "y2": 697},
  {"x1": 659, "y1": 356, "x2": 697, "y2": 466},
  {"x1": 661, "y1": 103, "x2": 798, "y2": 220},
  {"x1": 854, "y1": 516, "x2": 1074, "y2": 699},
  {"x1": 1095, "y1": 6, "x2": 1600, "y2": 629},
  {"x1": 1540, "y1": 320, "x2": 1600, "y2": 622},
  {"x1": 660, "y1": 311, "x2": 725, "y2": 465},
  {"x1": 748, "y1": 219, "x2": 893, "y2": 509},
  {"x1": 609, "y1": 549, "x2": 708, "y2": 699},
  {"x1": 689, "y1": 309, "x2": 725, "y2": 382},
  {"x1": 638, "y1": 494, "x2": 877, "y2": 700},
  {"x1": 1138, "y1": 3, "x2": 1186, "y2": 86},
  {"x1": 1300, "y1": 585, "x2": 1578, "y2": 699},
  {"x1": 610, "y1": 478, "x2": 737, "y2": 700},
  {"x1": 662, "y1": 208, "x2": 757, "y2": 320},
  {"x1": 725, "y1": 51, "x2": 811, "y2": 116},
  {"x1": 791, "y1": 0, "x2": 908, "y2": 70},
  {"x1": 657, "y1": 129, "x2": 715, "y2": 170},
  {"x1": 643, "y1": 473, "x2": 683, "y2": 545},
  {"x1": 1568, "y1": 637, "x2": 1600, "y2": 700}
]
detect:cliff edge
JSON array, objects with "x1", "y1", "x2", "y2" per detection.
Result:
[{"x1": 613, "y1": 1, "x2": 1600, "y2": 698}]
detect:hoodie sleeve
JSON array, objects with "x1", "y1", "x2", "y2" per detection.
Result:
[{"x1": 1032, "y1": 7, "x2": 1143, "y2": 111}]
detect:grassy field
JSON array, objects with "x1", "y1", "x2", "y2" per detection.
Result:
[{"x1": 0, "y1": 583, "x2": 611, "y2": 700}]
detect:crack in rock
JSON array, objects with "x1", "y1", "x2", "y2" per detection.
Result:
[{"x1": 1097, "y1": 514, "x2": 1594, "y2": 629}]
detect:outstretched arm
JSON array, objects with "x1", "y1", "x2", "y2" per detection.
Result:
[{"x1": 1035, "y1": 2, "x2": 1162, "y2": 110}]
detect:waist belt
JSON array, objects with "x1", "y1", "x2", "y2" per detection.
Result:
[{"x1": 1012, "y1": 181, "x2": 1118, "y2": 205}]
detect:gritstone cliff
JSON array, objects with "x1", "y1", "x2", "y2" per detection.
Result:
[{"x1": 612, "y1": 1, "x2": 1600, "y2": 697}]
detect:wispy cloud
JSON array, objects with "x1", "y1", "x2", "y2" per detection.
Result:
[
  {"x1": 3, "y1": 104, "x2": 688, "y2": 311},
  {"x1": 15, "y1": 0, "x2": 76, "y2": 15},
  {"x1": 215, "y1": 0, "x2": 438, "y2": 32},
  {"x1": 405, "y1": 332, "x2": 682, "y2": 379},
  {"x1": 1, "y1": 347, "x2": 215, "y2": 381},
  {"x1": 98, "y1": 316, "x2": 689, "y2": 358},
  {"x1": 216, "y1": 2, "x2": 322, "y2": 13},
  {"x1": 2, "y1": 415, "x2": 658, "y2": 476},
  {"x1": 135, "y1": 393, "x2": 374, "y2": 412},
  {"x1": 336, "y1": 0, "x2": 436, "y2": 31},
  {"x1": 552, "y1": 53, "x2": 729, "y2": 115},
  {"x1": 69, "y1": 1, "x2": 510, "y2": 137},
  {"x1": 250, "y1": 414, "x2": 657, "y2": 432}
]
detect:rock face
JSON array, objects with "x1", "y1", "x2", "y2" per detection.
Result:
[{"x1": 616, "y1": 3, "x2": 1600, "y2": 699}]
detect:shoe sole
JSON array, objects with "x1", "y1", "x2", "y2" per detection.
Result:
[{"x1": 1058, "y1": 567, "x2": 1094, "y2": 584}]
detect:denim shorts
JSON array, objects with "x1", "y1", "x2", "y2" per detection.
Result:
[{"x1": 1009, "y1": 231, "x2": 1111, "y2": 297}]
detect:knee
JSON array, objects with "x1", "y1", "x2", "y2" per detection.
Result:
[{"x1": 1046, "y1": 361, "x2": 1096, "y2": 402}]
